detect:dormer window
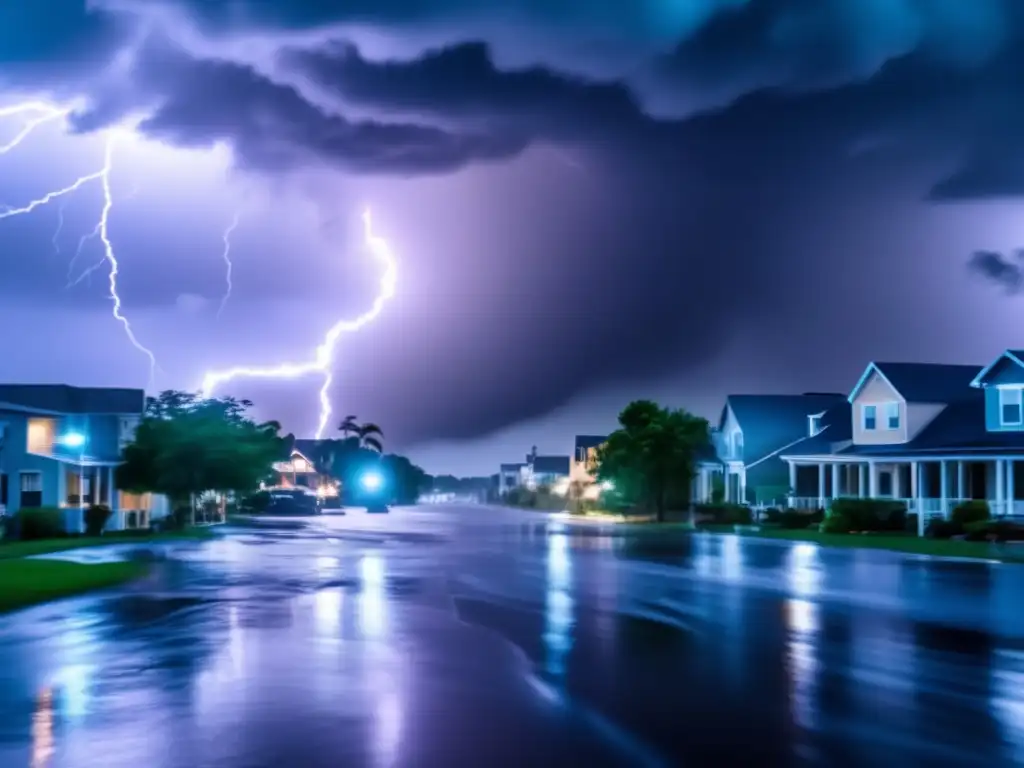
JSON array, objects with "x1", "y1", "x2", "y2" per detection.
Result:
[
  {"x1": 733, "y1": 432, "x2": 743, "y2": 456},
  {"x1": 808, "y1": 413, "x2": 824, "y2": 437},
  {"x1": 862, "y1": 404, "x2": 877, "y2": 431},
  {"x1": 1000, "y1": 387, "x2": 1023, "y2": 426}
]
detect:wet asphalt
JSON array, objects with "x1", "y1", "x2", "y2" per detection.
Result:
[{"x1": 1, "y1": 504, "x2": 1024, "y2": 767}]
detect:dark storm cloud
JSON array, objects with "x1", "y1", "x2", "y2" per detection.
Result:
[
  {"x1": 280, "y1": 40, "x2": 649, "y2": 139},
  {"x1": 70, "y1": 37, "x2": 527, "y2": 175},
  {"x1": 969, "y1": 250, "x2": 1024, "y2": 294}
]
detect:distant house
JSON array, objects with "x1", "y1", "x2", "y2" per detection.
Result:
[
  {"x1": 0, "y1": 384, "x2": 170, "y2": 531},
  {"x1": 499, "y1": 463, "x2": 526, "y2": 495},
  {"x1": 569, "y1": 434, "x2": 607, "y2": 499},
  {"x1": 520, "y1": 446, "x2": 570, "y2": 491},
  {"x1": 711, "y1": 392, "x2": 847, "y2": 505},
  {"x1": 270, "y1": 439, "x2": 339, "y2": 499}
]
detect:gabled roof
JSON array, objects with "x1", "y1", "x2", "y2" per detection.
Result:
[
  {"x1": 970, "y1": 350, "x2": 1024, "y2": 388},
  {"x1": 532, "y1": 455, "x2": 570, "y2": 475},
  {"x1": 574, "y1": 435, "x2": 607, "y2": 451},
  {"x1": 723, "y1": 393, "x2": 846, "y2": 468},
  {"x1": 0, "y1": 384, "x2": 144, "y2": 415},
  {"x1": 848, "y1": 362, "x2": 981, "y2": 404},
  {"x1": 775, "y1": 402, "x2": 852, "y2": 458},
  {"x1": 500, "y1": 462, "x2": 525, "y2": 472}
]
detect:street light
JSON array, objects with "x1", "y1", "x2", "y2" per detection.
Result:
[
  {"x1": 58, "y1": 432, "x2": 85, "y2": 449},
  {"x1": 360, "y1": 470, "x2": 383, "y2": 492},
  {"x1": 57, "y1": 432, "x2": 87, "y2": 512}
]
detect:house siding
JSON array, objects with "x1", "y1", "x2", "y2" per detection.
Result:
[
  {"x1": 983, "y1": 357, "x2": 1024, "y2": 431},
  {"x1": 718, "y1": 405, "x2": 743, "y2": 462},
  {"x1": 852, "y1": 371, "x2": 907, "y2": 445},
  {"x1": 0, "y1": 410, "x2": 60, "y2": 513}
]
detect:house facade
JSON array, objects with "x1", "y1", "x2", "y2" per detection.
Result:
[
  {"x1": 695, "y1": 393, "x2": 847, "y2": 506},
  {"x1": 0, "y1": 384, "x2": 169, "y2": 531},
  {"x1": 780, "y1": 357, "x2": 1024, "y2": 525},
  {"x1": 498, "y1": 463, "x2": 526, "y2": 495},
  {"x1": 570, "y1": 435, "x2": 606, "y2": 499}
]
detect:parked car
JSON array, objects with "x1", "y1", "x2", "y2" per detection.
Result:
[{"x1": 266, "y1": 489, "x2": 321, "y2": 516}]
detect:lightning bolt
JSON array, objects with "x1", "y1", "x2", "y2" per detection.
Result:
[
  {"x1": 200, "y1": 208, "x2": 397, "y2": 439},
  {"x1": 217, "y1": 212, "x2": 241, "y2": 319},
  {"x1": 52, "y1": 203, "x2": 65, "y2": 256},
  {"x1": 0, "y1": 102, "x2": 157, "y2": 387}
]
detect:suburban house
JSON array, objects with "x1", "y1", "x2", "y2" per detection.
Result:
[
  {"x1": 499, "y1": 462, "x2": 526, "y2": 495},
  {"x1": 523, "y1": 447, "x2": 571, "y2": 491},
  {"x1": 0, "y1": 384, "x2": 169, "y2": 531},
  {"x1": 570, "y1": 435, "x2": 606, "y2": 499},
  {"x1": 270, "y1": 441, "x2": 338, "y2": 499},
  {"x1": 695, "y1": 392, "x2": 848, "y2": 505},
  {"x1": 778, "y1": 358, "x2": 1024, "y2": 523}
]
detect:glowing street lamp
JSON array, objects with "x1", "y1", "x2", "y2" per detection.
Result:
[
  {"x1": 58, "y1": 432, "x2": 85, "y2": 449},
  {"x1": 57, "y1": 432, "x2": 87, "y2": 511},
  {"x1": 360, "y1": 470, "x2": 384, "y2": 492}
]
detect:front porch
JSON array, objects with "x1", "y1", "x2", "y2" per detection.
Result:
[
  {"x1": 56, "y1": 460, "x2": 161, "y2": 532},
  {"x1": 786, "y1": 457, "x2": 1024, "y2": 522}
]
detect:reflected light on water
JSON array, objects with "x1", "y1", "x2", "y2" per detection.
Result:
[
  {"x1": 785, "y1": 598, "x2": 820, "y2": 733},
  {"x1": 359, "y1": 554, "x2": 387, "y2": 638},
  {"x1": 315, "y1": 589, "x2": 344, "y2": 635},
  {"x1": 31, "y1": 688, "x2": 54, "y2": 768},
  {"x1": 374, "y1": 689, "x2": 402, "y2": 768},
  {"x1": 787, "y1": 543, "x2": 822, "y2": 598},
  {"x1": 544, "y1": 532, "x2": 574, "y2": 681},
  {"x1": 991, "y1": 649, "x2": 1024, "y2": 763},
  {"x1": 722, "y1": 536, "x2": 743, "y2": 581}
]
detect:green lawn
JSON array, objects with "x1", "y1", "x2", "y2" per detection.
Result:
[
  {"x1": 0, "y1": 559, "x2": 149, "y2": 614},
  {"x1": 698, "y1": 525, "x2": 1024, "y2": 562},
  {"x1": 0, "y1": 527, "x2": 218, "y2": 560}
]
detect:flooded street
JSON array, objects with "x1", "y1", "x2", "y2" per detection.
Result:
[{"x1": 2, "y1": 505, "x2": 1024, "y2": 766}]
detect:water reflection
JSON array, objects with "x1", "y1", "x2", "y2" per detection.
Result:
[
  {"x1": 543, "y1": 532, "x2": 574, "y2": 682},
  {"x1": 359, "y1": 554, "x2": 387, "y2": 638},
  {"x1": 784, "y1": 599, "x2": 820, "y2": 733},
  {"x1": 31, "y1": 688, "x2": 54, "y2": 768},
  {"x1": 786, "y1": 544, "x2": 821, "y2": 598},
  {"x1": 991, "y1": 649, "x2": 1024, "y2": 763}
]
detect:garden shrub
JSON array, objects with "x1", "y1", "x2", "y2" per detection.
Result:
[
  {"x1": 16, "y1": 507, "x2": 66, "y2": 540},
  {"x1": 951, "y1": 500, "x2": 990, "y2": 528},
  {"x1": 778, "y1": 508, "x2": 824, "y2": 529},
  {"x1": 828, "y1": 498, "x2": 906, "y2": 532},
  {"x1": 820, "y1": 512, "x2": 850, "y2": 534},
  {"x1": 925, "y1": 519, "x2": 962, "y2": 539},
  {"x1": 695, "y1": 503, "x2": 753, "y2": 525},
  {"x1": 964, "y1": 519, "x2": 1024, "y2": 542},
  {"x1": 761, "y1": 507, "x2": 782, "y2": 524},
  {"x1": 84, "y1": 504, "x2": 113, "y2": 536}
]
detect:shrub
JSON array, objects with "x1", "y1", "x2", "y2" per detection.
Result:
[
  {"x1": 926, "y1": 519, "x2": 962, "y2": 539},
  {"x1": 695, "y1": 503, "x2": 753, "y2": 526},
  {"x1": 951, "y1": 500, "x2": 990, "y2": 527},
  {"x1": 828, "y1": 498, "x2": 906, "y2": 532},
  {"x1": 778, "y1": 508, "x2": 824, "y2": 529},
  {"x1": 964, "y1": 519, "x2": 1024, "y2": 542},
  {"x1": 17, "y1": 507, "x2": 66, "y2": 540},
  {"x1": 84, "y1": 504, "x2": 113, "y2": 536},
  {"x1": 820, "y1": 512, "x2": 850, "y2": 534},
  {"x1": 761, "y1": 507, "x2": 782, "y2": 524},
  {"x1": 905, "y1": 513, "x2": 919, "y2": 534}
]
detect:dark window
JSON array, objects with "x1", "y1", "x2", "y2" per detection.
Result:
[
  {"x1": 20, "y1": 472, "x2": 42, "y2": 508},
  {"x1": 863, "y1": 405, "x2": 877, "y2": 430}
]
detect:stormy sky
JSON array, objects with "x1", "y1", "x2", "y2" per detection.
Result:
[{"x1": 3, "y1": 0, "x2": 1024, "y2": 475}]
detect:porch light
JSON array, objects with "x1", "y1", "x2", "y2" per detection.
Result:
[
  {"x1": 600, "y1": 480, "x2": 614, "y2": 491},
  {"x1": 58, "y1": 432, "x2": 86, "y2": 449}
]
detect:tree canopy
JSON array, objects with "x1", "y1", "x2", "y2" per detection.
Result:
[
  {"x1": 593, "y1": 400, "x2": 711, "y2": 521},
  {"x1": 117, "y1": 390, "x2": 285, "y2": 505}
]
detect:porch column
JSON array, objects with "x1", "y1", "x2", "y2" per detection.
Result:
[
  {"x1": 788, "y1": 462, "x2": 796, "y2": 505},
  {"x1": 910, "y1": 461, "x2": 918, "y2": 500},
  {"x1": 108, "y1": 466, "x2": 117, "y2": 512},
  {"x1": 940, "y1": 460, "x2": 948, "y2": 520},
  {"x1": 893, "y1": 464, "x2": 902, "y2": 498},
  {"x1": 817, "y1": 462, "x2": 825, "y2": 506},
  {"x1": 868, "y1": 461, "x2": 877, "y2": 497},
  {"x1": 739, "y1": 468, "x2": 747, "y2": 505},
  {"x1": 1009, "y1": 460, "x2": 1016, "y2": 516},
  {"x1": 831, "y1": 464, "x2": 840, "y2": 499},
  {"x1": 957, "y1": 461, "x2": 966, "y2": 500},
  {"x1": 858, "y1": 464, "x2": 866, "y2": 498},
  {"x1": 996, "y1": 460, "x2": 1005, "y2": 516}
]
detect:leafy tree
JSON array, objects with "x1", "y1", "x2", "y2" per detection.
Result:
[
  {"x1": 117, "y1": 391, "x2": 285, "y2": 522},
  {"x1": 381, "y1": 454, "x2": 430, "y2": 504},
  {"x1": 593, "y1": 400, "x2": 711, "y2": 523}
]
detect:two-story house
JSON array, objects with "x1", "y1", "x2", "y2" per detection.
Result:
[
  {"x1": 778, "y1": 360, "x2": 1024, "y2": 526},
  {"x1": 498, "y1": 463, "x2": 526, "y2": 495},
  {"x1": 570, "y1": 435, "x2": 606, "y2": 499},
  {"x1": 0, "y1": 384, "x2": 168, "y2": 531},
  {"x1": 711, "y1": 393, "x2": 847, "y2": 505}
]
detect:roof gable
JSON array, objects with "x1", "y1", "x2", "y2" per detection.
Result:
[
  {"x1": 970, "y1": 350, "x2": 1024, "y2": 388},
  {"x1": 849, "y1": 362, "x2": 980, "y2": 404},
  {"x1": 725, "y1": 393, "x2": 845, "y2": 465},
  {"x1": 532, "y1": 455, "x2": 570, "y2": 475}
]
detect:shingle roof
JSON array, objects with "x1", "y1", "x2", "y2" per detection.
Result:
[
  {"x1": 869, "y1": 362, "x2": 981, "y2": 403},
  {"x1": 775, "y1": 402, "x2": 852, "y2": 457},
  {"x1": 0, "y1": 384, "x2": 144, "y2": 414},
  {"x1": 532, "y1": 455, "x2": 570, "y2": 475},
  {"x1": 724, "y1": 393, "x2": 846, "y2": 466},
  {"x1": 500, "y1": 463, "x2": 525, "y2": 472}
]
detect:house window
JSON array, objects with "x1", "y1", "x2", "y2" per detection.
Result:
[
  {"x1": 1000, "y1": 387, "x2": 1023, "y2": 426},
  {"x1": 26, "y1": 418, "x2": 56, "y2": 454},
  {"x1": 20, "y1": 472, "x2": 42, "y2": 508},
  {"x1": 885, "y1": 402, "x2": 900, "y2": 430},
  {"x1": 733, "y1": 432, "x2": 743, "y2": 456},
  {"x1": 862, "y1": 404, "x2": 877, "y2": 431}
]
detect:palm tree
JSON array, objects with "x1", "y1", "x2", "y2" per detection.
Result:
[{"x1": 337, "y1": 416, "x2": 384, "y2": 454}]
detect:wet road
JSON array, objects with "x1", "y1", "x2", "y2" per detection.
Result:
[{"x1": 3, "y1": 505, "x2": 1024, "y2": 766}]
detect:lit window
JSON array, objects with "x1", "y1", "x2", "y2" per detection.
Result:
[
  {"x1": 26, "y1": 419, "x2": 55, "y2": 454},
  {"x1": 1000, "y1": 387, "x2": 1023, "y2": 426},
  {"x1": 885, "y1": 402, "x2": 900, "y2": 430},
  {"x1": 862, "y1": 405, "x2": 876, "y2": 431}
]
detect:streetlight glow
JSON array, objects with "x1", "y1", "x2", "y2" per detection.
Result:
[
  {"x1": 59, "y1": 432, "x2": 86, "y2": 448},
  {"x1": 361, "y1": 471, "x2": 383, "y2": 492}
]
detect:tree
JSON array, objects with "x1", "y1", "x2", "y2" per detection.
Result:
[
  {"x1": 592, "y1": 400, "x2": 711, "y2": 523},
  {"x1": 337, "y1": 416, "x2": 384, "y2": 454},
  {"x1": 117, "y1": 391, "x2": 285, "y2": 523}
]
